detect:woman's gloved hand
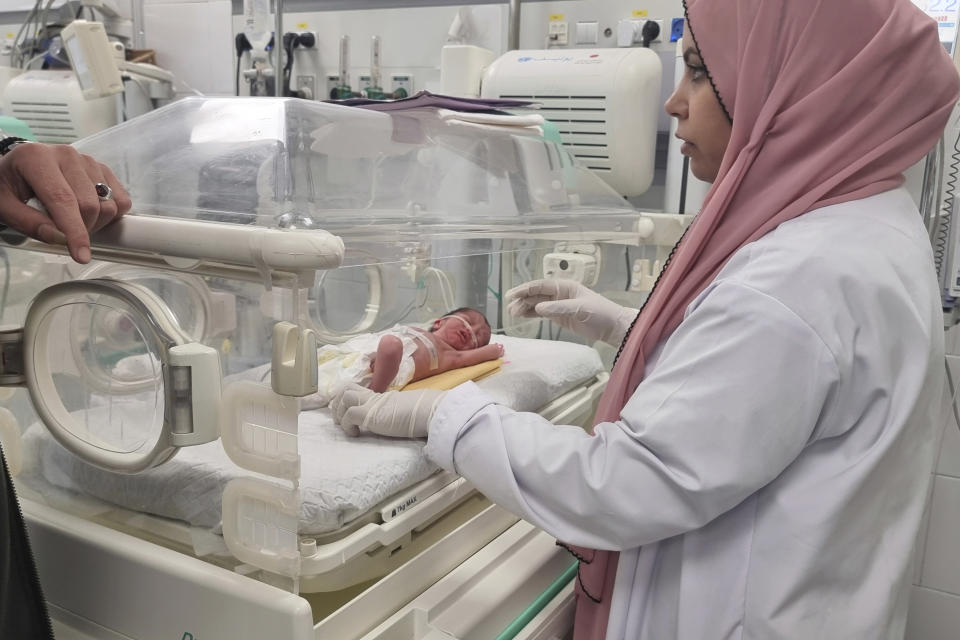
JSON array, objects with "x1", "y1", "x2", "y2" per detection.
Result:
[
  {"x1": 505, "y1": 279, "x2": 638, "y2": 346},
  {"x1": 331, "y1": 383, "x2": 446, "y2": 439}
]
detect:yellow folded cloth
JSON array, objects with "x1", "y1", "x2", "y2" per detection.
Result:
[{"x1": 402, "y1": 359, "x2": 503, "y2": 391}]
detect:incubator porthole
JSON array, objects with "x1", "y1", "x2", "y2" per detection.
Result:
[
  {"x1": 76, "y1": 266, "x2": 212, "y2": 344},
  {"x1": 21, "y1": 280, "x2": 196, "y2": 473},
  {"x1": 309, "y1": 264, "x2": 384, "y2": 341},
  {"x1": 35, "y1": 299, "x2": 164, "y2": 456}
]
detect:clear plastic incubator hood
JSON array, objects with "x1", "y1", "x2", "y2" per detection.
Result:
[{"x1": 0, "y1": 97, "x2": 669, "y2": 640}]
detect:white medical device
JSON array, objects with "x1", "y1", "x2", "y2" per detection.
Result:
[
  {"x1": 481, "y1": 48, "x2": 663, "y2": 197},
  {"x1": 543, "y1": 242, "x2": 601, "y2": 287},
  {"x1": 60, "y1": 19, "x2": 125, "y2": 99},
  {"x1": 2, "y1": 70, "x2": 118, "y2": 143},
  {"x1": 0, "y1": 66, "x2": 23, "y2": 99},
  {"x1": 3, "y1": 20, "x2": 173, "y2": 141}
]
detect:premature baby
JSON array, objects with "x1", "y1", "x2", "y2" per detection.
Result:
[{"x1": 238, "y1": 308, "x2": 503, "y2": 409}]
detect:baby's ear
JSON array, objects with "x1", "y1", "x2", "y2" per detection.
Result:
[{"x1": 432, "y1": 318, "x2": 442, "y2": 329}]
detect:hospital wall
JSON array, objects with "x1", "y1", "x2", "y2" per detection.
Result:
[
  {"x1": 143, "y1": 0, "x2": 685, "y2": 211},
  {"x1": 906, "y1": 327, "x2": 960, "y2": 640}
]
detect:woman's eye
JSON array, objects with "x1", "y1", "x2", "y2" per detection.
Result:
[{"x1": 686, "y1": 64, "x2": 707, "y2": 81}]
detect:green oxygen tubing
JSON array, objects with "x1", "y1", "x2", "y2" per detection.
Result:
[{"x1": 493, "y1": 560, "x2": 579, "y2": 640}]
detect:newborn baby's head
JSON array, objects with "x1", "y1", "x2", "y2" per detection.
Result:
[{"x1": 430, "y1": 308, "x2": 492, "y2": 350}]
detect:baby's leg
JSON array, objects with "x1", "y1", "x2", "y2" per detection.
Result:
[{"x1": 370, "y1": 335, "x2": 404, "y2": 392}]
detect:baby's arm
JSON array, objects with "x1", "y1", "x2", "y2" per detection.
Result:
[
  {"x1": 370, "y1": 335, "x2": 404, "y2": 392},
  {"x1": 446, "y1": 343, "x2": 504, "y2": 370}
]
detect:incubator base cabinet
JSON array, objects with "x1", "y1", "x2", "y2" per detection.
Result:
[
  {"x1": 28, "y1": 493, "x2": 576, "y2": 640},
  {"x1": 0, "y1": 97, "x2": 674, "y2": 639}
]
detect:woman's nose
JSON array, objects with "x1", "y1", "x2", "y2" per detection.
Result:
[{"x1": 665, "y1": 88, "x2": 686, "y2": 120}]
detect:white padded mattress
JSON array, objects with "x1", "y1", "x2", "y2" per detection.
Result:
[{"x1": 23, "y1": 335, "x2": 603, "y2": 534}]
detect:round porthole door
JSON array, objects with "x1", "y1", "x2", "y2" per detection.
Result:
[{"x1": 21, "y1": 279, "x2": 221, "y2": 474}]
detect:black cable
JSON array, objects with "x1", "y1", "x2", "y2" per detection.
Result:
[
  {"x1": 234, "y1": 33, "x2": 252, "y2": 96},
  {"x1": 625, "y1": 247, "x2": 631, "y2": 291},
  {"x1": 678, "y1": 156, "x2": 689, "y2": 215},
  {"x1": 282, "y1": 32, "x2": 298, "y2": 97}
]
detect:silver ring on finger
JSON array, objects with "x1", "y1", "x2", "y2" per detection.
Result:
[{"x1": 95, "y1": 182, "x2": 114, "y2": 202}]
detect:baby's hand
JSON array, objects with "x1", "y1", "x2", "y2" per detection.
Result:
[{"x1": 495, "y1": 343, "x2": 505, "y2": 358}]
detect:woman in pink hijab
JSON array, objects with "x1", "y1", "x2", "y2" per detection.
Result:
[{"x1": 333, "y1": 0, "x2": 960, "y2": 637}]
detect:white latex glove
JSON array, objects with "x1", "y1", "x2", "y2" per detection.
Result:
[
  {"x1": 331, "y1": 383, "x2": 446, "y2": 439},
  {"x1": 505, "y1": 279, "x2": 638, "y2": 346}
]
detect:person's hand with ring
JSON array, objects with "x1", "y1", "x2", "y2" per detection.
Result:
[{"x1": 0, "y1": 142, "x2": 131, "y2": 263}]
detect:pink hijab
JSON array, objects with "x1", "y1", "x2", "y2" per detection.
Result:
[{"x1": 567, "y1": 1, "x2": 960, "y2": 638}]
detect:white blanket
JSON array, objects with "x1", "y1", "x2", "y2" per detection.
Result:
[{"x1": 24, "y1": 335, "x2": 603, "y2": 534}]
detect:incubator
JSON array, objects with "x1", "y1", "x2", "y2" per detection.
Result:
[{"x1": 0, "y1": 97, "x2": 681, "y2": 640}]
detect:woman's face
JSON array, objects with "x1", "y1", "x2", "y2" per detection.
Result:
[{"x1": 664, "y1": 43, "x2": 732, "y2": 183}]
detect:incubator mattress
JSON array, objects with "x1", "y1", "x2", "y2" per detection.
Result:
[{"x1": 24, "y1": 336, "x2": 603, "y2": 534}]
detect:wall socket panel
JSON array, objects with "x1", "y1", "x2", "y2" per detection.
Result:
[
  {"x1": 548, "y1": 21, "x2": 569, "y2": 46},
  {"x1": 296, "y1": 74, "x2": 315, "y2": 99}
]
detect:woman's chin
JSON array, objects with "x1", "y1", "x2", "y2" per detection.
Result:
[{"x1": 689, "y1": 160, "x2": 718, "y2": 183}]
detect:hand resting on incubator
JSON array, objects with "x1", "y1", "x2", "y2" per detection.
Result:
[{"x1": 235, "y1": 307, "x2": 503, "y2": 409}]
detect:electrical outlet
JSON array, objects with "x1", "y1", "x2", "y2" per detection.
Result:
[
  {"x1": 548, "y1": 21, "x2": 569, "y2": 46},
  {"x1": 648, "y1": 20, "x2": 664, "y2": 43},
  {"x1": 296, "y1": 75, "x2": 315, "y2": 100},
  {"x1": 670, "y1": 18, "x2": 685, "y2": 42},
  {"x1": 295, "y1": 31, "x2": 317, "y2": 48},
  {"x1": 617, "y1": 18, "x2": 664, "y2": 46}
]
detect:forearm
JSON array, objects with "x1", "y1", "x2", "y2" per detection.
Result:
[
  {"x1": 426, "y1": 283, "x2": 838, "y2": 551},
  {"x1": 455, "y1": 343, "x2": 503, "y2": 368},
  {"x1": 370, "y1": 336, "x2": 403, "y2": 392},
  {"x1": 427, "y1": 384, "x2": 714, "y2": 550}
]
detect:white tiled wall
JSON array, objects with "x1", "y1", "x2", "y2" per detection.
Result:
[
  {"x1": 907, "y1": 586, "x2": 960, "y2": 640},
  {"x1": 905, "y1": 331, "x2": 960, "y2": 639}
]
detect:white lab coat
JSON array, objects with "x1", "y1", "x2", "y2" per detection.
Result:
[{"x1": 424, "y1": 187, "x2": 945, "y2": 639}]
